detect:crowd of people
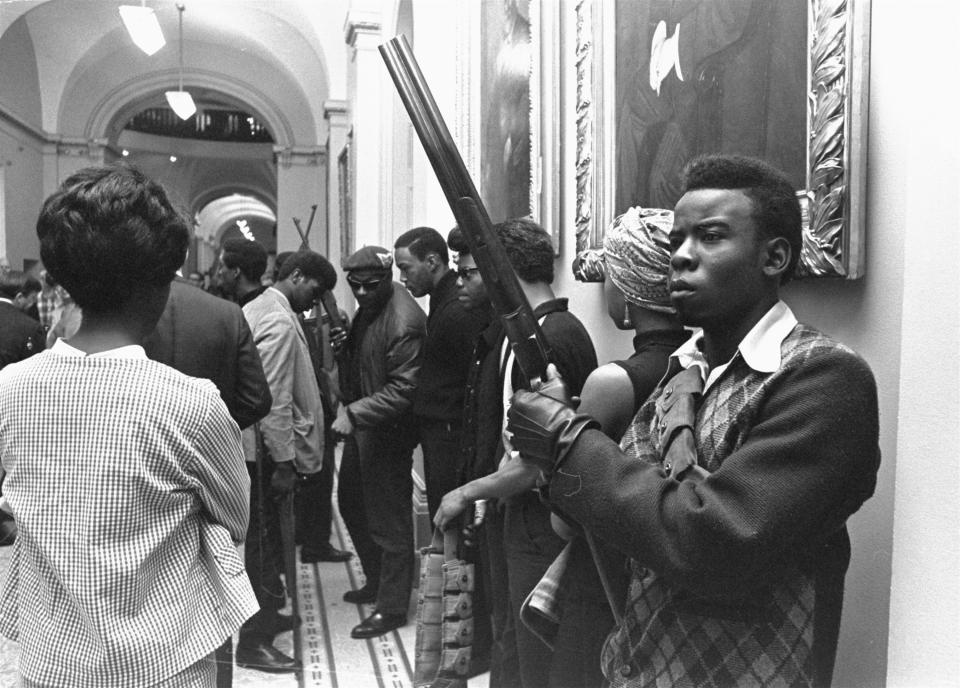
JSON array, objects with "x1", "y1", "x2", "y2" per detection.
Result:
[{"x1": 0, "y1": 154, "x2": 880, "y2": 688}]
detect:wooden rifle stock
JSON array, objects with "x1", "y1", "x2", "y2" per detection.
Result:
[
  {"x1": 319, "y1": 291, "x2": 344, "y2": 332},
  {"x1": 379, "y1": 34, "x2": 551, "y2": 382}
]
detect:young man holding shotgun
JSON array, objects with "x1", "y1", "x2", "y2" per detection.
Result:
[{"x1": 505, "y1": 155, "x2": 881, "y2": 687}]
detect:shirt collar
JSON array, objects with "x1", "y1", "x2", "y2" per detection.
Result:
[
  {"x1": 737, "y1": 300, "x2": 798, "y2": 372},
  {"x1": 52, "y1": 338, "x2": 147, "y2": 360},
  {"x1": 670, "y1": 300, "x2": 798, "y2": 388}
]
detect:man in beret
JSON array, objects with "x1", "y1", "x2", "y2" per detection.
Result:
[{"x1": 333, "y1": 245, "x2": 426, "y2": 638}]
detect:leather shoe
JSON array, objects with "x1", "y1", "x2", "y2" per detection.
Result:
[
  {"x1": 235, "y1": 639, "x2": 300, "y2": 673},
  {"x1": 343, "y1": 583, "x2": 377, "y2": 605},
  {"x1": 301, "y1": 545, "x2": 353, "y2": 563},
  {"x1": 350, "y1": 611, "x2": 406, "y2": 639}
]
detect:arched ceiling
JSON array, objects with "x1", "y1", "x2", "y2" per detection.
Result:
[
  {"x1": 196, "y1": 194, "x2": 276, "y2": 249},
  {"x1": 0, "y1": 0, "x2": 350, "y2": 146}
]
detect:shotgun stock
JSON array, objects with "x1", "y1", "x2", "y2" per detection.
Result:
[
  {"x1": 319, "y1": 291, "x2": 344, "y2": 332},
  {"x1": 379, "y1": 34, "x2": 551, "y2": 383}
]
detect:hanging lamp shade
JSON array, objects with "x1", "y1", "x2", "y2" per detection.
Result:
[
  {"x1": 164, "y1": 91, "x2": 197, "y2": 120},
  {"x1": 164, "y1": 3, "x2": 195, "y2": 121},
  {"x1": 119, "y1": 5, "x2": 165, "y2": 56}
]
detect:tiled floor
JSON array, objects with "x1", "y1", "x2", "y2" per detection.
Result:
[{"x1": 0, "y1": 498, "x2": 488, "y2": 688}]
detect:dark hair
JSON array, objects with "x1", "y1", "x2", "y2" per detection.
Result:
[
  {"x1": 272, "y1": 251, "x2": 292, "y2": 282},
  {"x1": 36, "y1": 164, "x2": 189, "y2": 314},
  {"x1": 682, "y1": 155, "x2": 802, "y2": 284},
  {"x1": 394, "y1": 226, "x2": 449, "y2": 264},
  {"x1": 276, "y1": 250, "x2": 337, "y2": 290},
  {"x1": 0, "y1": 270, "x2": 27, "y2": 299},
  {"x1": 20, "y1": 276, "x2": 42, "y2": 297},
  {"x1": 495, "y1": 217, "x2": 554, "y2": 284},
  {"x1": 222, "y1": 237, "x2": 268, "y2": 282}
]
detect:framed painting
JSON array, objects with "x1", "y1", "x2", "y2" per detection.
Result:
[
  {"x1": 574, "y1": 0, "x2": 870, "y2": 280},
  {"x1": 479, "y1": 0, "x2": 532, "y2": 226}
]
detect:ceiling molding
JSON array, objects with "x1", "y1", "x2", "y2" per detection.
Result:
[{"x1": 83, "y1": 69, "x2": 299, "y2": 148}]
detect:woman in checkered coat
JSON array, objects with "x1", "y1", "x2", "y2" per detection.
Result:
[{"x1": 0, "y1": 165, "x2": 258, "y2": 687}]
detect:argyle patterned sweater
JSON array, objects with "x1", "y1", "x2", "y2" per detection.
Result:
[{"x1": 548, "y1": 324, "x2": 880, "y2": 687}]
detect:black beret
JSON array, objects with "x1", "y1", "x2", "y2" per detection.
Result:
[{"x1": 342, "y1": 245, "x2": 393, "y2": 272}]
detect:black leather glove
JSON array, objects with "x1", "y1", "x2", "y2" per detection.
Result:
[{"x1": 507, "y1": 388, "x2": 599, "y2": 477}]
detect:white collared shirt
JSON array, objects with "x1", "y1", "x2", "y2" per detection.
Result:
[
  {"x1": 51, "y1": 338, "x2": 146, "y2": 360},
  {"x1": 670, "y1": 300, "x2": 798, "y2": 393}
]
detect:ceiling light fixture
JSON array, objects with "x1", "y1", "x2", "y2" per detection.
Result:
[
  {"x1": 164, "y1": 4, "x2": 196, "y2": 120},
  {"x1": 119, "y1": 2, "x2": 165, "y2": 56}
]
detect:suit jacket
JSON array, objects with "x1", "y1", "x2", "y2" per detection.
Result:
[
  {"x1": 242, "y1": 287, "x2": 324, "y2": 473},
  {"x1": 0, "y1": 301, "x2": 45, "y2": 370},
  {"x1": 143, "y1": 279, "x2": 271, "y2": 430}
]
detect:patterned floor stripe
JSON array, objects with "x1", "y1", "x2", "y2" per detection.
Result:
[{"x1": 293, "y1": 461, "x2": 489, "y2": 688}]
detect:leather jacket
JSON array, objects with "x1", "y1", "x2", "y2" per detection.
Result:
[{"x1": 346, "y1": 282, "x2": 426, "y2": 429}]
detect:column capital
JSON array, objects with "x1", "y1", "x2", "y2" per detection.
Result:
[
  {"x1": 343, "y1": 11, "x2": 381, "y2": 48},
  {"x1": 51, "y1": 137, "x2": 108, "y2": 160},
  {"x1": 324, "y1": 100, "x2": 348, "y2": 125},
  {"x1": 272, "y1": 145, "x2": 326, "y2": 169}
]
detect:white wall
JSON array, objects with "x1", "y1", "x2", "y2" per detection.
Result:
[{"x1": 877, "y1": 2, "x2": 960, "y2": 686}]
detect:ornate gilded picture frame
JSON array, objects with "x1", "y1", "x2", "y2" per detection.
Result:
[{"x1": 574, "y1": 0, "x2": 870, "y2": 280}]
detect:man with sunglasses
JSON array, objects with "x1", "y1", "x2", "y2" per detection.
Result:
[
  {"x1": 333, "y1": 245, "x2": 426, "y2": 639},
  {"x1": 439, "y1": 219, "x2": 598, "y2": 687}
]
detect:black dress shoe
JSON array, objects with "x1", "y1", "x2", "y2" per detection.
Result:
[
  {"x1": 343, "y1": 583, "x2": 377, "y2": 605},
  {"x1": 235, "y1": 639, "x2": 300, "y2": 673},
  {"x1": 350, "y1": 611, "x2": 406, "y2": 639},
  {"x1": 301, "y1": 546, "x2": 353, "y2": 563}
]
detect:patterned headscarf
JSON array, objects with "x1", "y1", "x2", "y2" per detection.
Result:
[{"x1": 602, "y1": 206, "x2": 675, "y2": 314}]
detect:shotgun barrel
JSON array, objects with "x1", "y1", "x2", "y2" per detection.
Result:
[{"x1": 379, "y1": 34, "x2": 551, "y2": 383}]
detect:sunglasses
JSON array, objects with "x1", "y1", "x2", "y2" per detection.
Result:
[
  {"x1": 347, "y1": 276, "x2": 384, "y2": 290},
  {"x1": 456, "y1": 266, "x2": 481, "y2": 280}
]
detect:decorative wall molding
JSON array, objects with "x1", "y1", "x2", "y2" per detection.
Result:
[
  {"x1": 272, "y1": 145, "x2": 325, "y2": 169},
  {"x1": 323, "y1": 99, "x2": 348, "y2": 121},
  {"x1": 344, "y1": 11, "x2": 381, "y2": 48},
  {"x1": 0, "y1": 104, "x2": 46, "y2": 144},
  {"x1": 53, "y1": 137, "x2": 109, "y2": 160}
]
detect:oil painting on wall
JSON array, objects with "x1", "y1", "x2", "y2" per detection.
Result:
[
  {"x1": 480, "y1": 0, "x2": 531, "y2": 224},
  {"x1": 574, "y1": 0, "x2": 870, "y2": 279}
]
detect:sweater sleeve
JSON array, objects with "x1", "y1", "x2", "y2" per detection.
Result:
[{"x1": 548, "y1": 347, "x2": 880, "y2": 599}]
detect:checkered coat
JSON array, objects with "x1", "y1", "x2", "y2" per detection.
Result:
[
  {"x1": 548, "y1": 324, "x2": 880, "y2": 687},
  {"x1": 0, "y1": 350, "x2": 257, "y2": 687}
]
